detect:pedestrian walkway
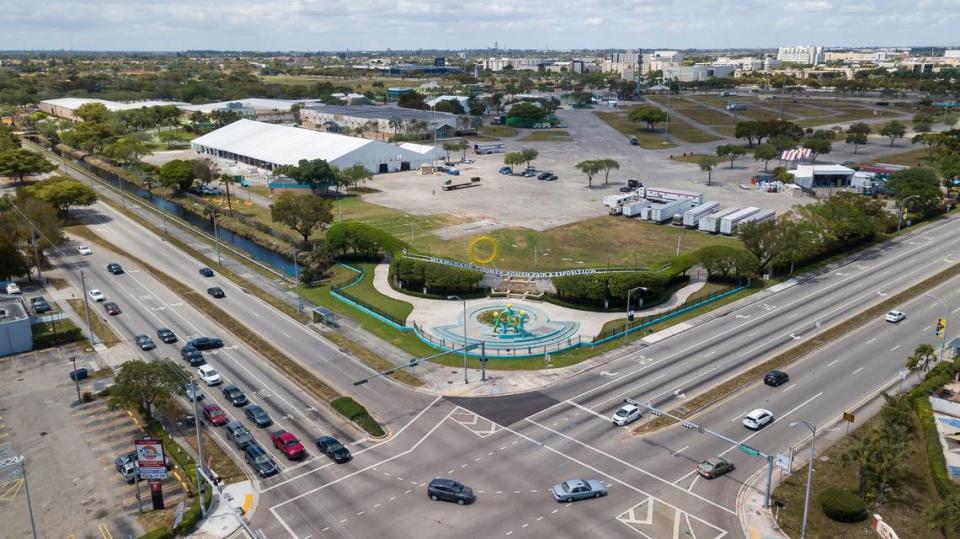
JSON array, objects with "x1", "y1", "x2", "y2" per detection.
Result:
[{"x1": 189, "y1": 481, "x2": 255, "y2": 539}]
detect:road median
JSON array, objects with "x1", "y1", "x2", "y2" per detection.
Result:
[{"x1": 632, "y1": 259, "x2": 960, "y2": 435}]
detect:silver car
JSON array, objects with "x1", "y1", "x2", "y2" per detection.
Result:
[{"x1": 551, "y1": 479, "x2": 607, "y2": 502}]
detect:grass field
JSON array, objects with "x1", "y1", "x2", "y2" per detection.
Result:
[
  {"x1": 866, "y1": 147, "x2": 933, "y2": 167},
  {"x1": 478, "y1": 125, "x2": 519, "y2": 138},
  {"x1": 335, "y1": 262, "x2": 413, "y2": 323},
  {"x1": 592, "y1": 111, "x2": 676, "y2": 149},
  {"x1": 260, "y1": 75, "x2": 423, "y2": 93},
  {"x1": 410, "y1": 216, "x2": 739, "y2": 271},
  {"x1": 774, "y1": 411, "x2": 940, "y2": 539},
  {"x1": 669, "y1": 153, "x2": 712, "y2": 164},
  {"x1": 519, "y1": 129, "x2": 571, "y2": 142}
]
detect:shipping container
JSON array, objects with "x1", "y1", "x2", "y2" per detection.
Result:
[
  {"x1": 719, "y1": 207, "x2": 761, "y2": 235},
  {"x1": 699, "y1": 207, "x2": 740, "y2": 233},
  {"x1": 641, "y1": 187, "x2": 704, "y2": 205},
  {"x1": 682, "y1": 201, "x2": 720, "y2": 227},
  {"x1": 649, "y1": 199, "x2": 695, "y2": 224}
]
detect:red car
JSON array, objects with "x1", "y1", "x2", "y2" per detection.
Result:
[
  {"x1": 270, "y1": 430, "x2": 306, "y2": 460},
  {"x1": 202, "y1": 404, "x2": 228, "y2": 426}
]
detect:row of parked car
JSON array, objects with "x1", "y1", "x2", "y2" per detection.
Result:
[{"x1": 497, "y1": 166, "x2": 559, "y2": 181}]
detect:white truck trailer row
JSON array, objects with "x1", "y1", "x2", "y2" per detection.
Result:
[
  {"x1": 698, "y1": 207, "x2": 740, "y2": 233},
  {"x1": 682, "y1": 201, "x2": 720, "y2": 227}
]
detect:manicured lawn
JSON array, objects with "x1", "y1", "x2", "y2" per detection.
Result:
[
  {"x1": 669, "y1": 153, "x2": 713, "y2": 164},
  {"x1": 592, "y1": 110, "x2": 676, "y2": 149},
  {"x1": 478, "y1": 125, "x2": 519, "y2": 138},
  {"x1": 868, "y1": 147, "x2": 934, "y2": 167},
  {"x1": 519, "y1": 130, "x2": 571, "y2": 142},
  {"x1": 334, "y1": 262, "x2": 413, "y2": 323},
  {"x1": 774, "y1": 412, "x2": 941, "y2": 539},
  {"x1": 412, "y1": 216, "x2": 740, "y2": 271}
]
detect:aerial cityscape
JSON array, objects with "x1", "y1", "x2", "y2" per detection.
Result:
[{"x1": 2, "y1": 2, "x2": 960, "y2": 538}]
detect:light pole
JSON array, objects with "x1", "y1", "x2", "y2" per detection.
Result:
[
  {"x1": 191, "y1": 379, "x2": 207, "y2": 518},
  {"x1": 925, "y1": 293, "x2": 951, "y2": 362},
  {"x1": 448, "y1": 295, "x2": 468, "y2": 384},
  {"x1": 293, "y1": 251, "x2": 304, "y2": 312},
  {"x1": 160, "y1": 193, "x2": 168, "y2": 237},
  {"x1": 624, "y1": 286, "x2": 648, "y2": 343},
  {"x1": 211, "y1": 208, "x2": 223, "y2": 266},
  {"x1": 896, "y1": 194, "x2": 920, "y2": 232},
  {"x1": 790, "y1": 420, "x2": 817, "y2": 539},
  {"x1": 79, "y1": 270, "x2": 96, "y2": 346},
  {"x1": 70, "y1": 356, "x2": 81, "y2": 403}
]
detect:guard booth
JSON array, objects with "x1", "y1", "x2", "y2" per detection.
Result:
[{"x1": 312, "y1": 307, "x2": 339, "y2": 327}]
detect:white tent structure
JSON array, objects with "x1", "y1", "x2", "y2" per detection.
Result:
[{"x1": 191, "y1": 119, "x2": 443, "y2": 174}]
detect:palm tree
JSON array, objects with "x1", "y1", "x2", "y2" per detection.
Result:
[
  {"x1": 841, "y1": 434, "x2": 876, "y2": 497},
  {"x1": 219, "y1": 173, "x2": 238, "y2": 216},
  {"x1": 925, "y1": 494, "x2": 960, "y2": 538},
  {"x1": 915, "y1": 343, "x2": 937, "y2": 371},
  {"x1": 906, "y1": 353, "x2": 924, "y2": 381},
  {"x1": 388, "y1": 116, "x2": 403, "y2": 138},
  {"x1": 599, "y1": 158, "x2": 620, "y2": 185}
]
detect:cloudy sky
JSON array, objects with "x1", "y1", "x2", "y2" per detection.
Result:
[{"x1": 1, "y1": 0, "x2": 958, "y2": 51}]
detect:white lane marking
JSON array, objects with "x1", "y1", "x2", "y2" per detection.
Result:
[
  {"x1": 782, "y1": 384, "x2": 797, "y2": 393},
  {"x1": 851, "y1": 367, "x2": 864, "y2": 375},
  {"x1": 703, "y1": 351, "x2": 716, "y2": 358},
  {"x1": 866, "y1": 337, "x2": 877, "y2": 344},
  {"x1": 672, "y1": 445, "x2": 689, "y2": 456},
  {"x1": 719, "y1": 392, "x2": 824, "y2": 459},
  {"x1": 591, "y1": 374, "x2": 667, "y2": 408},
  {"x1": 565, "y1": 400, "x2": 611, "y2": 420},
  {"x1": 891, "y1": 345, "x2": 901, "y2": 351},
  {"x1": 827, "y1": 359, "x2": 839, "y2": 367}
]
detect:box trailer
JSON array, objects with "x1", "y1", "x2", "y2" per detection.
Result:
[
  {"x1": 734, "y1": 209, "x2": 776, "y2": 230},
  {"x1": 621, "y1": 201, "x2": 651, "y2": 218},
  {"x1": 640, "y1": 186, "x2": 704, "y2": 205},
  {"x1": 649, "y1": 199, "x2": 695, "y2": 224},
  {"x1": 682, "y1": 201, "x2": 720, "y2": 228},
  {"x1": 699, "y1": 207, "x2": 740, "y2": 233},
  {"x1": 719, "y1": 207, "x2": 761, "y2": 235},
  {"x1": 640, "y1": 206, "x2": 652, "y2": 220},
  {"x1": 473, "y1": 143, "x2": 504, "y2": 155},
  {"x1": 603, "y1": 191, "x2": 641, "y2": 209}
]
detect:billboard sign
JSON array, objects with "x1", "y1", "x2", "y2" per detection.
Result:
[{"x1": 135, "y1": 438, "x2": 167, "y2": 480}]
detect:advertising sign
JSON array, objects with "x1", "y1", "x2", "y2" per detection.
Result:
[{"x1": 135, "y1": 438, "x2": 167, "y2": 480}]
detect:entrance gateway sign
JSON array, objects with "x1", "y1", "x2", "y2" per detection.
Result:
[{"x1": 402, "y1": 253, "x2": 659, "y2": 280}]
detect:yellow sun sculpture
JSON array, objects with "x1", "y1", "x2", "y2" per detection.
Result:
[{"x1": 467, "y1": 234, "x2": 500, "y2": 265}]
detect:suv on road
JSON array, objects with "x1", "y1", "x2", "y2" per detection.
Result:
[
  {"x1": 245, "y1": 404, "x2": 273, "y2": 428},
  {"x1": 611, "y1": 404, "x2": 642, "y2": 426},
  {"x1": 271, "y1": 431, "x2": 306, "y2": 461},
  {"x1": 202, "y1": 404, "x2": 229, "y2": 426},
  {"x1": 427, "y1": 478, "x2": 475, "y2": 505},
  {"x1": 135, "y1": 334, "x2": 156, "y2": 351},
  {"x1": 88, "y1": 289, "x2": 105, "y2": 302},
  {"x1": 157, "y1": 328, "x2": 178, "y2": 344},
  {"x1": 106, "y1": 263, "x2": 124, "y2": 275},
  {"x1": 180, "y1": 345, "x2": 205, "y2": 366},
  {"x1": 763, "y1": 370, "x2": 789, "y2": 387},
  {"x1": 225, "y1": 420, "x2": 255, "y2": 449},
  {"x1": 742, "y1": 408, "x2": 774, "y2": 430},
  {"x1": 222, "y1": 386, "x2": 248, "y2": 406}
]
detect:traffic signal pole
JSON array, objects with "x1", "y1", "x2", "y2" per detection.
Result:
[{"x1": 629, "y1": 399, "x2": 776, "y2": 509}]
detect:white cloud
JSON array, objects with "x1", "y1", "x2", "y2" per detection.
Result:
[{"x1": 0, "y1": 0, "x2": 955, "y2": 50}]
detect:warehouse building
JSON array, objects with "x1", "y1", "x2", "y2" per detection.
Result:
[
  {"x1": 0, "y1": 299, "x2": 31, "y2": 357},
  {"x1": 300, "y1": 104, "x2": 474, "y2": 141},
  {"x1": 39, "y1": 97, "x2": 188, "y2": 120},
  {"x1": 191, "y1": 119, "x2": 444, "y2": 174},
  {"x1": 179, "y1": 98, "x2": 324, "y2": 123},
  {"x1": 662, "y1": 64, "x2": 735, "y2": 82},
  {"x1": 789, "y1": 164, "x2": 855, "y2": 189}
]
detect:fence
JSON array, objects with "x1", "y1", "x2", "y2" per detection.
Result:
[
  {"x1": 330, "y1": 264, "x2": 408, "y2": 329},
  {"x1": 412, "y1": 322, "x2": 584, "y2": 358}
]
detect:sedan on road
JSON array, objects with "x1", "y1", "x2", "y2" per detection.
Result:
[
  {"x1": 551, "y1": 479, "x2": 607, "y2": 502},
  {"x1": 427, "y1": 478, "x2": 475, "y2": 505},
  {"x1": 88, "y1": 289, "x2": 105, "y2": 302},
  {"x1": 207, "y1": 287, "x2": 225, "y2": 299},
  {"x1": 197, "y1": 365, "x2": 223, "y2": 386},
  {"x1": 157, "y1": 328, "x2": 178, "y2": 344},
  {"x1": 764, "y1": 370, "x2": 789, "y2": 387},
  {"x1": 885, "y1": 310, "x2": 906, "y2": 323},
  {"x1": 742, "y1": 408, "x2": 775, "y2": 430},
  {"x1": 202, "y1": 404, "x2": 229, "y2": 426},
  {"x1": 244, "y1": 443, "x2": 279, "y2": 478},
  {"x1": 199, "y1": 267, "x2": 215, "y2": 277},
  {"x1": 180, "y1": 345, "x2": 205, "y2": 366},
  {"x1": 316, "y1": 436, "x2": 351, "y2": 463},
  {"x1": 106, "y1": 263, "x2": 124, "y2": 275},
  {"x1": 697, "y1": 457, "x2": 735, "y2": 479},
  {"x1": 188, "y1": 337, "x2": 223, "y2": 350},
  {"x1": 103, "y1": 302, "x2": 121, "y2": 316},
  {"x1": 611, "y1": 404, "x2": 642, "y2": 426},
  {"x1": 245, "y1": 404, "x2": 273, "y2": 428},
  {"x1": 77, "y1": 245, "x2": 93, "y2": 256},
  {"x1": 222, "y1": 386, "x2": 248, "y2": 406},
  {"x1": 135, "y1": 335, "x2": 156, "y2": 351}
]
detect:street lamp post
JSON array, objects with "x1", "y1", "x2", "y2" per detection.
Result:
[
  {"x1": 293, "y1": 251, "x2": 304, "y2": 312},
  {"x1": 896, "y1": 194, "x2": 920, "y2": 232},
  {"x1": 79, "y1": 270, "x2": 96, "y2": 346},
  {"x1": 70, "y1": 356, "x2": 81, "y2": 403},
  {"x1": 790, "y1": 421, "x2": 818, "y2": 539},
  {"x1": 211, "y1": 209, "x2": 223, "y2": 266},
  {"x1": 448, "y1": 295, "x2": 468, "y2": 384},
  {"x1": 624, "y1": 286, "x2": 648, "y2": 343}
]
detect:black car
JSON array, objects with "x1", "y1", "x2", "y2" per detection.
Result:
[
  {"x1": 245, "y1": 404, "x2": 273, "y2": 428},
  {"x1": 545, "y1": 174, "x2": 558, "y2": 181},
  {"x1": 763, "y1": 370, "x2": 790, "y2": 387},
  {"x1": 243, "y1": 443, "x2": 279, "y2": 478},
  {"x1": 316, "y1": 436, "x2": 352, "y2": 463},
  {"x1": 30, "y1": 296, "x2": 51, "y2": 314},
  {"x1": 188, "y1": 337, "x2": 224, "y2": 350},
  {"x1": 537, "y1": 171, "x2": 552, "y2": 180},
  {"x1": 199, "y1": 267, "x2": 215, "y2": 277},
  {"x1": 135, "y1": 334, "x2": 156, "y2": 351},
  {"x1": 180, "y1": 345, "x2": 205, "y2": 366},
  {"x1": 104, "y1": 302, "x2": 121, "y2": 315},
  {"x1": 107, "y1": 263, "x2": 124, "y2": 275},
  {"x1": 222, "y1": 386, "x2": 249, "y2": 407},
  {"x1": 157, "y1": 328, "x2": 178, "y2": 344},
  {"x1": 427, "y1": 478, "x2": 475, "y2": 505},
  {"x1": 207, "y1": 287, "x2": 225, "y2": 299}
]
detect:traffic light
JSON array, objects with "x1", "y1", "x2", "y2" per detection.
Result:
[{"x1": 936, "y1": 318, "x2": 947, "y2": 338}]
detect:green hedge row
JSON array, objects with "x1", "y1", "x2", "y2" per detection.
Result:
[
  {"x1": 138, "y1": 527, "x2": 174, "y2": 539},
  {"x1": 32, "y1": 326, "x2": 84, "y2": 349},
  {"x1": 326, "y1": 222, "x2": 408, "y2": 258},
  {"x1": 552, "y1": 271, "x2": 681, "y2": 309},
  {"x1": 389, "y1": 257, "x2": 484, "y2": 295},
  {"x1": 331, "y1": 396, "x2": 386, "y2": 438},
  {"x1": 905, "y1": 362, "x2": 959, "y2": 500}
]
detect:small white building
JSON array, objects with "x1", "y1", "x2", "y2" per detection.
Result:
[
  {"x1": 789, "y1": 164, "x2": 855, "y2": 189},
  {"x1": 191, "y1": 119, "x2": 444, "y2": 175},
  {"x1": 662, "y1": 64, "x2": 735, "y2": 82},
  {"x1": 0, "y1": 299, "x2": 31, "y2": 357}
]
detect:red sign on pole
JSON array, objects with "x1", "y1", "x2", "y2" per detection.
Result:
[{"x1": 135, "y1": 438, "x2": 168, "y2": 480}]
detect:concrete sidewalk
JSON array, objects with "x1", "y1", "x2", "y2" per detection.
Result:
[{"x1": 189, "y1": 481, "x2": 256, "y2": 539}]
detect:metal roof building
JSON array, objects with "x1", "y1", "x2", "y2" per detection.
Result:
[
  {"x1": 39, "y1": 98, "x2": 188, "y2": 119},
  {"x1": 191, "y1": 119, "x2": 444, "y2": 174},
  {"x1": 0, "y1": 299, "x2": 31, "y2": 357}
]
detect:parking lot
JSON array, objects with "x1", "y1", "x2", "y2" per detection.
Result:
[{"x1": 0, "y1": 347, "x2": 192, "y2": 538}]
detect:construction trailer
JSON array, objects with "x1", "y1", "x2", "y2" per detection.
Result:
[
  {"x1": 719, "y1": 207, "x2": 761, "y2": 235},
  {"x1": 649, "y1": 199, "x2": 695, "y2": 224},
  {"x1": 698, "y1": 207, "x2": 740, "y2": 233},
  {"x1": 603, "y1": 191, "x2": 642, "y2": 209},
  {"x1": 621, "y1": 200, "x2": 651, "y2": 217},
  {"x1": 682, "y1": 201, "x2": 720, "y2": 228},
  {"x1": 641, "y1": 187, "x2": 704, "y2": 205}
]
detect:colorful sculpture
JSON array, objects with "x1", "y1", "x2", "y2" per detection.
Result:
[{"x1": 491, "y1": 303, "x2": 529, "y2": 337}]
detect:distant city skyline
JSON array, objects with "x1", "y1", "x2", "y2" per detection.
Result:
[{"x1": 0, "y1": 0, "x2": 958, "y2": 52}]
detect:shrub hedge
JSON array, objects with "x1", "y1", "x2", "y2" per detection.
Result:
[
  {"x1": 819, "y1": 487, "x2": 867, "y2": 523},
  {"x1": 138, "y1": 527, "x2": 175, "y2": 539},
  {"x1": 331, "y1": 396, "x2": 386, "y2": 438},
  {"x1": 32, "y1": 326, "x2": 84, "y2": 349},
  {"x1": 326, "y1": 222, "x2": 408, "y2": 257},
  {"x1": 389, "y1": 257, "x2": 484, "y2": 295},
  {"x1": 552, "y1": 270, "x2": 683, "y2": 309}
]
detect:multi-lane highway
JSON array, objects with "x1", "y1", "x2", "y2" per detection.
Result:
[{"x1": 37, "y1": 149, "x2": 960, "y2": 538}]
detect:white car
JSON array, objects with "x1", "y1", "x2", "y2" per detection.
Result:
[
  {"x1": 884, "y1": 310, "x2": 906, "y2": 323},
  {"x1": 88, "y1": 289, "x2": 105, "y2": 302},
  {"x1": 77, "y1": 245, "x2": 93, "y2": 256},
  {"x1": 197, "y1": 365, "x2": 223, "y2": 386},
  {"x1": 743, "y1": 408, "x2": 775, "y2": 430},
  {"x1": 611, "y1": 404, "x2": 642, "y2": 426},
  {"x1": 5, "y1": 282, "x2": 21, "y2": 295}
]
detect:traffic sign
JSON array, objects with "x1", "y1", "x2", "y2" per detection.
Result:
[
  {"x1": 173, "y1": 500, "x2": 186, "y2": 529},
  {"x1": 739, "y1": 444, "x2": 760, "y2": 457},
  {"x1": 843, "y1": 412, "x2": 855, "y2": 424},
  {"x1": 775, "y1": 453, "x2": 792, "y2": 472}
]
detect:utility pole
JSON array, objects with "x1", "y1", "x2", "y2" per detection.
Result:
[
  {"x1": 480, "y1": 342, "x2": 487, "y2": 382},
  {"x1": 449, "y1": 295, "x2": 468, "y2": 384},
  {"x1": 160, "y1": 193, "x2": 168, "y2": 237},
  {"x1": 791, "y1": 421, "x2": 817, "y2": 539},
  {"x1": 30, "y1": 227, "x2": 42, "y2": 284},
  {"x1": 192, "y1": 380, "x2": 207, "y2": 518},
  {"x1": 70, "y1": 356, "x2": 81, "y2": 403},
  {"x1": 19, "y1": 456, "x2": 38, "y2": 539},
  {"x1": 211, "y1": 210, "x2": 222, "y2": 266},
  {"x1": 293, "y1": 252, "x2": 303, "y2": 312},
  {"x1": 624, "y1": 286, "x2": 647, "y2": 344},
  {"x1": 79, "y1": 270, "x2": 96, "y2": 346}
]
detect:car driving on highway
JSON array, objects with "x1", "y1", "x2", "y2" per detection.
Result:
[
  {"x1": 188, "y1": 336, "x2": 223, "y2": 350},
  {"x1": 316, "y1": 436, "x2": 351, "y2": 463},
  {"x1": 135, "y1": 334, "x2": 156, "y2": 351},
  {"x1": 271, "y1": 430, "x2": 306, "y2": 460},
  {"x1": 742, "y1": 408, "x2": 775, "y2": 430},
  {"x1": 77, "y1": 245, "x2": 93, "y2": 256},
  {"x1": 697, "y1": 457, "x2": 735, "y2": 479},
  {"x1": 106, "y1": 263, "x2": 124, "y2": 275},
  {"x1": 157, "y1": 328, "x2": 178, "y2": 344},
  {"x1": 244, "y1": 443, "x2": 279, "y2": 478},
  {"x1": 222, "y1": 386, "x2": 248, "y2": 406},
  {"x1": 611, "y1": 403, "x2": 642, "y2": 426},
  {"x1": 103, "y1": 301, "x2": 121, "y2": 315},
  {"x1": 885, "y1": 310, "x2": 906, "y2": 323},
  {"x1": 551, "y1": 479, "x2": 607, "y2": 502},
  {"x1": 88, "y1": 289, "x2": 105, "y2": 302},
  {"x1": 180, "y1": 345, "x2": 205, "y2": 366},
  {"x1": 197, "y1": 365, "x2": 223, "y2": 386},
  {"x1": 427, "y1": 478, "x2": 475, "y2": 505},
  {"x1": 245, "y1": 404, "x2": 273, "y2": 428},
  {"x1": 207, "y1": 287, "x2": 225, "y2": 298}
]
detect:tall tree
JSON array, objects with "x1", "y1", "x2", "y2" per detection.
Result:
[
  {"x1": 878, "y1": 120, "x2": 907, "y2": 147},
  {"x1": 275, "y1": 158, "x2": 338, "y2": 192},
  {"x1": 73, "y1": 102, "x2": 110, "y2": 123},
  {"x1": 913, "y1": 112, "x2": 935, "y2": 134},
  {"x1": 192, "y1": 158, "x2": 217, "y2": 186},
  {"x1": 0, "y1": 149, "x2": 55, "y2": 184},
  {"x1": 627, "y1": 105, "x2": 669, "y2": 131},
  {"x1": 520, "y1": 148, "x2": 539, "y2": 169},
  {"x1": 339, "y1": 163, "x2": 373, "y2": 191},
  {"x1": 270, "y1": 192, "x2": 333, "y2": 245},
  {"x1": 925, "y1": 494, "x2": 960, "y2": 538},
  {"x1": 888, "y1": 167, "x2": 943, "y2": 214},
  {"x1": 25, "y1": 175, "x2": 98, "y2": 217},
  {"x1": 845, "y1": 131, "x2": 869, "y2": 154},
  {"x1": 716, "y1": 144, "x2": 746, "y2": 169},
  {"x1": 697, "y1": 155, "x2": 720, "y2": 185},
  {"x1": 753, "y1": 144, "x2": 778, "y2": 171},
  {"x1": 107, "y1": 359, "x2": 185, "y2": 422},
  {"x1": 802, "y1": 137, "x2": 832, "y2": 163},
  {"x1": 734, "y1": 121, "x2": 760, "y2": 148},
  {"x1": 503, "y1": 151, "x2": 525, "y2": 172},
  {"x1": 598, "y1": 158, "x2": 620, "y2": 185},
  {"x1": 575, "y1": 160, "x2": 602, "y2": 188},
  {"x1": 157, "y1": 159, "x2": 195, "y2": 191}
]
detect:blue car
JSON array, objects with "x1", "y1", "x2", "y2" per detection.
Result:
[{"x1": 499, "y1": 166, "x2": 513, "y2": 175}]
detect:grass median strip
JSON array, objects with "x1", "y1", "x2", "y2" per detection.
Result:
[
  {"x1": 69, "y1": 225, "x2": 387, "y2": 438},
  {"x1": 632, "y1": 260, "x2": 960, "y2": 435},
  {"x1": 66, "y1": 298, "x2": 121, "y2": 346}
]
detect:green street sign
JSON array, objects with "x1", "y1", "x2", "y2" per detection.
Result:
[{"x1": 739, "y1": 444, "x2": 760, "y2": 457}]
